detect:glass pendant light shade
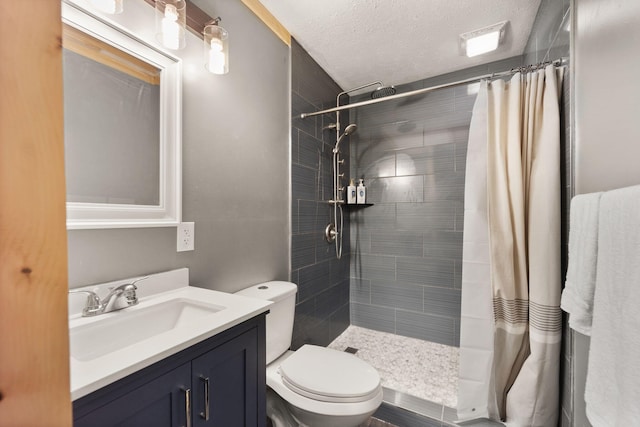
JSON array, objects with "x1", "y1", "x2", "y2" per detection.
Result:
[
  {"x1": 155, "y1": 0, "x2": 186, "y2": 50},
  {"x1": 203, "y1": 19, "x2": 229, "y2": 75},
  {"x1": 90, "y1": 0, "x2": 123, "y2": 14}
]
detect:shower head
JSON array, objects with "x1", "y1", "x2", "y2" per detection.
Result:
[
  {"x1": 371, "y1": 85, "x2": 396, "y2": 99},
  {"x1": 343, "y1": 123, "x2": 357, "y2": 136},
  {"x1": 333, "y1": 124, "x2": 358, "y2": 153}
]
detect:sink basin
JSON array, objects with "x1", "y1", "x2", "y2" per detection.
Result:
[
  {"x1": 70, "y1": 298, "x2": 224, "y2": 362},
  {"x1": 69, "y1": 269, "x2": 273, "y2": 401}
]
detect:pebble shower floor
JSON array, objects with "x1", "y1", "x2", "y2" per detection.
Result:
[{"x1": 328, "y1": 325, "x2": 459, "y2": 408}]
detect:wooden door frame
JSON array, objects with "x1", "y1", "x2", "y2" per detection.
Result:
[{"x1": 0, "y1": 1, "x2": 72, "y2": 425}]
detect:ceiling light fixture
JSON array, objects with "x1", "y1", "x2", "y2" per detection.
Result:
[{"x1": 460, "y1": 21, "x2": 507, "y2": 58}]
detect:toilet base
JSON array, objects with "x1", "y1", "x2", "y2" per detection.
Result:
[
  {"x1": 286, "y1": 401, "x2": 376, "y2": 427},
  {"x1": 267, "y1": 386, "x2": 377, "y2": 427},
  {"x1": 267, "y1": 388, "x2": 298, "y2": 427}
]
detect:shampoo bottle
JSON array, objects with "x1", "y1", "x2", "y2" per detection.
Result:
[
  {"x1": 356, "y1": 179, "x2": 366, "y2": 204},
  {"x1": 347, "y1": 179, "x2": 357, "y2": 204}
]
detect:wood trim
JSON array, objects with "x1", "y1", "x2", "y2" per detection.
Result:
[
  {"x1": 0, "y1": 1, "x2": 72, "y2": 426},
  {"x1": 185, "y1": 1, "x2": 215, "y2": 38},
  {"x1": 240, "y1": 0, "x2": 291, "y2": 46},
  {"x1": 63, "y1": 24, "x2": 161, "y2": 85}
]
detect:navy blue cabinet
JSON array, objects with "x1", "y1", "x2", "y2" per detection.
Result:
[
  {"x1": 74, "y1": 363, "x2": 190, "y2": 427},
  {"x1": 73, "y1": 314, "x2": 267, "y2": 427},
  {"x1": 193, "y1": 328, "x2": 258, "y2": 427}
]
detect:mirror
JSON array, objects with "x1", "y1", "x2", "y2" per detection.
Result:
[{"x1": 62, "y1": 2, "x2": 182, "y2": 229}]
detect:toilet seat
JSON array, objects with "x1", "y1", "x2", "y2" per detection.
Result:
[
  {"x1": 279, "y1": 345, "x2": 381, "y2": 403},
  {"x1": 267, "y1": 349, "x2": 383, "y2": 418}
]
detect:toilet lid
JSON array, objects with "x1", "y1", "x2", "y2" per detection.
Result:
[{"x1": 279, "y1": 345, "x2": 381, "y2": 403}]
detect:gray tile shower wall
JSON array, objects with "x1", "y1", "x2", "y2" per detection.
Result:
[
  {"x1": 348, "y1": 56, "x2": 523, "y2": 347},
  {"x1": 348, "y1": 0, "x2": 570, "y2": 354},
  {"x1": 290, "y1": 39, "x2": 350, "y2": 350}
]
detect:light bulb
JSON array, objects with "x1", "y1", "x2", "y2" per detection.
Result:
[
  {"x1": 210, "y1": 38, "x2": 223, "y2": 52},
  {"x1": 161, "y1": 4, "x2": 181, "y2": 50},
  {"x1": 208, "y1": 45, "x2": 226, "y2": 74}
]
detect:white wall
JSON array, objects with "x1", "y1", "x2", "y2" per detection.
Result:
[{"x1": 573, "y1": 0, "x2": 640, "y2": 425}]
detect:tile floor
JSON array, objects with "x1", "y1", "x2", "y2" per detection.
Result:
[
  {"x1": 359, "y1": 417, "x2": 398, "y2": 427},
  {"x1": 328, "y1": 326, "x2": 459, "y2": 408}
]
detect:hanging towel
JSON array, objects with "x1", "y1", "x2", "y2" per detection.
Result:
[
  {"x1": 560, "y1": 192, "x2": 603, "y2": 335},
  {"x1": 585, "y1": 185, "x2": 640, "y2": 427}
]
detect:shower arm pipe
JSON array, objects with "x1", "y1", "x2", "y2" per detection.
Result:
[
  {"x1": 335, "y1": 81, "x2": 382, "y2": 147},
  {"x1": 299, "y1": 57, "x2": 569, "y2": 119},
  {"x1": 336, "y1": 81, "x2": 382, "y2": 105}
]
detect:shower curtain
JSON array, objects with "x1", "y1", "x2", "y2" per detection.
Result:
[{"x1": 457, "y1": 65, "x2": 563, "y2": 427}]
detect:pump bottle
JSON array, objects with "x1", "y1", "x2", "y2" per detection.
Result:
[
  {"x1": 356, "y1": 179, "x2": 366, "y2": 204},
  {"x1": 347, "y1": 179, "x2": 357, "y2": 204}
]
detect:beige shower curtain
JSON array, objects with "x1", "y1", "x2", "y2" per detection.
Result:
[{"x1": 458, "y1": 65, "x2": 563, "y2": 426}]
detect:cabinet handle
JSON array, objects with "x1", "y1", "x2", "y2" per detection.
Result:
[
  {"x1": 182, "y1": 387, "x2": 192, "y2": 427},
  {"x1": 199, "y1": 376, "x2": 210, "y2": 421}
]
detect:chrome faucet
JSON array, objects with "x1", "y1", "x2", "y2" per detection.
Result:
[{"x1": 69, "y1": 276, "x2": 148, "y2": 317}]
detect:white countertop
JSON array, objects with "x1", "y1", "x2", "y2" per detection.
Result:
[{"x1": 69, "y1": 269, "x2": 272, "y2": 400}]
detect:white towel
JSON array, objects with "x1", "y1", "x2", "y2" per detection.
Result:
[
  {"x1": 560, "y1": 192, "x2": 602, "y2": 335},
  {"x1": 585, "y1": 185, "x2": 640, "y2": 427}
]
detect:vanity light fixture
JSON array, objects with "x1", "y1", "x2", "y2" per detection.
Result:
[
  {"x1": 90, "y1": 0, "x2": 123, "y2": 14},
  {"x1": 460, "y1": 21, "x2": 507, "y2": 57},
  {"x1": 203, "y1": 18, "x2": 229, "y2": 75},
  {"x1": 155, "y1": 0, "x2": 186, "y2": 50}
]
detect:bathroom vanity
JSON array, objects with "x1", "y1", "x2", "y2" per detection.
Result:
[
  {"x1": 73, "y1": 314, "x2": 266, "y2": 426},
  {"x1": 69, "y1": 269, "x2": 271, "y2": 427}
]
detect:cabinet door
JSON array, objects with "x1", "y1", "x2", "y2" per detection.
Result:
[
  {"x1": 74, "y1": 363, "x2": 191, "y2": 427},
  {"x1": 192, "y1": 328, "x2": 259, "y2": 427}
]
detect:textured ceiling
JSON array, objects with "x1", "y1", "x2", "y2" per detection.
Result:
[{"x1": 257, "y1": 0, "x2": 542, "y2": 90}]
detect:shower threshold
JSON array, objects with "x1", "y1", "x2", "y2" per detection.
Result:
[{"x1": 329, "y1": 326, "x2": 459, "y2": 424}]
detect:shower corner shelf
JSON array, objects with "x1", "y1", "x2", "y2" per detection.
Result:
[{"x1": 328, "y1": 202, "x2": 374, "y2": 208}]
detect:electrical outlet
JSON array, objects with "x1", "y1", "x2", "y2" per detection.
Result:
[{"x1": 177, "y1": 222, "x2": 195, "y2": 252}]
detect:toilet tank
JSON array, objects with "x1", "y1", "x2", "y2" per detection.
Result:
[{"x1": 235, "y1": 281, "x2": 297, "y2": 364}]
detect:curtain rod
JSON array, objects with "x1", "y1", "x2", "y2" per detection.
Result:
[{"x1": 299, "y1": 57, "x2": 569, "y2": 119}]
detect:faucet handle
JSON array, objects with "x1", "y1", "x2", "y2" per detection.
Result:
[
  {"x1": 129, "y1": 276, "x2": 150, "y2": 287},
  {"x1": 119, "y1": 276, "x2": 148, "y2": 306},
  {"x1": 69, "y1": 290, "x2": 102, "y2": 316}
]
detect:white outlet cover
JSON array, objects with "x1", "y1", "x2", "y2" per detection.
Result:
[{"x1": 177, "y1": 222, "x2": 195, "y2": 252}]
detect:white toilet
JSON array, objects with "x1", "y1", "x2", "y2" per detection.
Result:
[{"x1": 236, "y1": 281, "x2": 383, "y2": 427}]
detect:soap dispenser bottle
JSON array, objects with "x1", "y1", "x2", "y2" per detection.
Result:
[
  {"x1": 347, "y1": 179, "x2": 357, "y2": 204},
  {"x1": 356, "y1": 179, "x2": 366, "y2": 204}
]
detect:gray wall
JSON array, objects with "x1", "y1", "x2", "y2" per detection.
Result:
[
  {"x1": 571, "y1": 1, "x2": 640, "y2": 426},
  {"x1": 574, "y1": 0, "x2": 640, "y2": 195},
  {"x1": 348, "y1": 56, "x2": 523, "y2": 347},
  {"x1": 67, "y1": 0, "x2": 290, "y2": 293},
  {"x1": 290, "y1": 39, "x2": 350, "y2": 349}
]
